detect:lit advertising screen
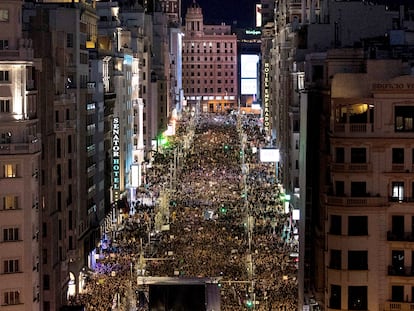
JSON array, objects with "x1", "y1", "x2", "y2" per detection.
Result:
[
  {"x1": 260, "y1": 148, "x2": 280, "y2": 162},
  {"x1": 241, "y1": 79, "x2": 257, "y2": 95},
  {"x1": 241, "y1": 54, "x2": 259, "y2": 95}
]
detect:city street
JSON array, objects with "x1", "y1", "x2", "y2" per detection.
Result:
[{"x1": 68, "y1": 110, "x2": 298, "y2": 311}]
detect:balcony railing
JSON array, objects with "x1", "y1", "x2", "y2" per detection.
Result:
[
  {"x1": 331, "y1": 162, "x2": 372, "y2": 172},
  {"x1": 325, "y1": 195, "x2": 388, "y2": 207},
  {"x1": 384, "y1": 301, "x2": 414, "y2": 311},
  {"x1": 333, "y1": 123, "x2": 374, "y2": 134},
  {"x1": 0, "y1": 140, "x2": 41, "y2": 155},
  {"x1": 388, "y1": 265, "x2": 414, "y2": 276},
  {"x1": 388, "y1": 196, "x2": 414, "y2": 203},
  {"x1": 387, "y1": 231, "x2": 414, "y2": 242}
]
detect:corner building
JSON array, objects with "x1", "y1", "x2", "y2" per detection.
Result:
[
  {"x1": 326, "y1": 59, "x2": 414, "y2": 310},
  {"x1": 182, "y1": 1, "x2": 238, "y2": 113}
]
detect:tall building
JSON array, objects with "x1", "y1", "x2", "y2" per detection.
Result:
[
  {"x1": 182, "y1": 1, "x2": 238, "y2": 113},
  {"x1": 159, "y1": 0, "x2": 181, "y2": 26},
  {"x1": 264, "y1": 0, "x2": 414, "y2": 309},
  {"x1": 0, "y1": 0, "x2": 181, "y2": 309},
  {"x1": 0, "y1": 0, "x2": 41, "y2": 310},
  {"x1": 326, "y1": 54, "x2": 414, "y2": 311},
  {"x1": 23, "y1": 1, "x2": 101, "y2": 309}
]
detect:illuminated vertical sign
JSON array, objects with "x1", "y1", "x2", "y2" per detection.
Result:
[
  {"x1": 113, "y1": 117, "x2": 120, "y2": 199},
  {"x1": 263, "y1": 62, "x2": 271, "y2": 133},
  {"x1": 256, "y1": 4, "x2": 262, "y2": 28}
]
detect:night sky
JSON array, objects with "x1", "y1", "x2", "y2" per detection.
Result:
[{"x1": 181, "y1": 0, "x2": 258, "y2": 28}]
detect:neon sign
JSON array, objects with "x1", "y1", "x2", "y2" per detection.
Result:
[
  {"x1": 263, "y1": 62, "x2": 271, "y2": 133},
  {"x1": 112, "y1": 117, "x2": 120, "y2": 198}
]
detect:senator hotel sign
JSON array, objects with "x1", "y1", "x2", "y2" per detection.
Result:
[
  {"x1": 112, "y1": 117, "x2": 120, "y2": 193},
  {"x1": 263, "y1": 62, "x2": 271, "y2": 133}
]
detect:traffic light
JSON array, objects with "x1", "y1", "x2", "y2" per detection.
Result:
[
  {"x1": 245, "y1": 299, "x2": 253, "y2": 308},
  {"x1": 158, "y1": 133, "x2": 169, "y2": 147},
  {"x1": 220, "y1": 205, "x2": 227, "y2": 214}
]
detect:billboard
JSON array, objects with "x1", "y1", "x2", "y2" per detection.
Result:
[
  {"x1": 260, "y1": 148, "x2": 280, "y2": 162},
  {"x1": 241, "y1": 54, "x2": 260, "y2": 95}
]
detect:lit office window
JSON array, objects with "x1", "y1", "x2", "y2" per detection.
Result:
[
  {"x1": 392, "y1": 181, "x2": 404, "y2": 201},
  {"x1": 4, "y1": 164, "x2": 17, "y2": 177}
]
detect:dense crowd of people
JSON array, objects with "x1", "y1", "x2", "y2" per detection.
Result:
[{"x1": 67, "y1": 110, "x2": 298, "y2": 310}]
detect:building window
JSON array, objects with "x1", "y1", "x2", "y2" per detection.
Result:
[
  {"x1": 0, "y1": 40, "x2": 8, "y2": 50},
  {"x1": 42, "y1": 249, "x2": 47, "y2": 264},
  {"x1": 351, "y1": 181, "x2": 366, "y2": 197},
  {"x1": 0, "y1": 9, "x2": 9, "y2": 22},
  {"x1": 67, "y1": 33, "x2": 74, "y2": 48},
  {"x1": 391, "y1": 215, "x2": 404, "y2": 239},
  {"x1": 330, "y1": 285, "x2": 341, "y2": 309},
  {"x1": 3, "y1": 227, "x2": 19, "y2": 241},
  {"x1": 0, "y1": 132, "x2": 11, "y2": 143},
  {"x1": 348, "y1": 251, "x2": 368, "y2": 270},
  {"x1": 0, "y1": 71, "x2": 9, "y2": 82},
  {"x1": 392, "y1": 250, "x2": 404, "y2": 274},
  {"x1": 392, "y1": 148, "x2": 405, "y2": 164},
  {"x1": 0, "y1": 99, "x2": 10, "y2": 112},
  {"x1": 43, "y1": 275, "x2": 50, "y2": 290},
  {"x1": 351, "y1": 148, "x2": 366, "y2": 163},
  {"x1": 391, "y1": 181, "x2": 404, "y2": 201},
  {"x1": 3, "y1": 290, "x2": 20, "y2": 305},
  {"x1": 330, "y1": 249, "x2": 341, "y2": 269},
  {"x1": 335, "y1": 148, "x2": 344, "y2": 163},
  {"x1": 3, "y1": 195, "x2": 18, "y2": 210},
  {"x1": 395, "y1": 106, "x2": 414, "y2": 131},
  {"x1": 3, "y1": 259, "x2": 19, "y2": 273},
  {"x1": 330, "y1": 215, "x2": 341, "y2": 235},
  {"x1": 412, "y1": 148, "x2": 414, "y2": 165},
  {"x1": 392, "y1": 286, "x2": 404, "y2": 302},
  {"x1": 4, "y1": 164, "x2": 17, "y2": 178},
  {"x1": 348, "y1": 216, "x2": 368, "y2": 236},
  {"x1": 348, "y1": 286, "x2": 367, "y2": 310}
]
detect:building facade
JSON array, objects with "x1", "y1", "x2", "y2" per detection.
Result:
[
  {"x1": 18, "y1": 1, "x2": 181, "y2": 309},
  {"x1": 0, "y1": 0, "x2": 41, "y2": 310},
  {"x1": 182, "y1": 1, "x2": 238, "y2": 113},
  {"x1": 264, "y1": 0, "x2": 414, "y2": 309}
]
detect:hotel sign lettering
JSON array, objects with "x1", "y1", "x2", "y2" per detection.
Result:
[
  {"x1": 263, "y1": 62, "x2": 271, "y2": 133},
  {"x1": 372, "y1": 82, "x2": 414, "y2": 90},
  {"x1": 112, "y1": 117, "x2": 120, "y2": 194}
]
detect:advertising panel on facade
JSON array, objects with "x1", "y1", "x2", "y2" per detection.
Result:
[
  {"x1": 260, "y1": 148, "x2": 279, "y2": 163},
  {"x1": 241, "y1": 54, "x2": 260, "y2": 95},
  {"x1": 131, "y1": 164, "x2": 140, "y2": 188}
]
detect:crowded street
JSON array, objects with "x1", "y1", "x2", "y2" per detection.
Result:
[{"x1": 68, "y1": 110, "x2": 298, "y2": 310}]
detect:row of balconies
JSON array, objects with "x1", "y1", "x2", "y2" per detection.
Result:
[
  {"x1": 325, "y1": 195, "x2": 389, "y2": 207},
  {"x1": 325, "y1": 195, "x2": 414, "y2": 207},
  {"x1": 331, "y1": 163, "x2": 372, "y2": 172},
  {"x1": 328, "y1": 302, "x2": 414, "y2": 311},
  {"x1": 387, "y1": 231, "x2": 414, "y2": 242},
  {"x1": 384, "y1": 302, "x2": 414, "y2": 311},
  {"x1": 0, "y1": 39, "x2": 34, "y2": 60},
  {"x1": 332, "y1": 163, "x2": 413, "y2": 173},
  {"x1": 55, "y1": 120, "x2": 76, "y2": 131},
  {"x1": 333, "y1": 122, "x2": 414, "y2": 137},
  {"x1": 334, "y1": 123, "x2": 373, "y2": 134},
  {"x1": 0, "y1": 140, "x2": 41, "y2": 155},
  {"x1": 388, "y1": 265, "x2": 414, "y2": 276}
]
